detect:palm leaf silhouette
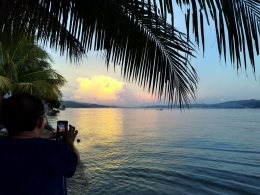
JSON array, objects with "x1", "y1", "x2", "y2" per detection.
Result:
[{"x1": 0, "y1": 0, "x2": 259, "y2": 106}]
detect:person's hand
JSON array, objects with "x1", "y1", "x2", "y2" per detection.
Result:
[
  {"x1": 63, "y1": 125, "x2": 78, "y2": 146},
  {"x1": 41, "y1": 132, "x2": 56, "y2": 139}
]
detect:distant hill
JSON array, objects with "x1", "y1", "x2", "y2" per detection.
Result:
[
  {"x1": 207, "y1": 99, "x2": 260, "y2": 108},
  {"x1": 144, "y1": 99, "x2": 260, "y2": 109},
  {"x1": 61, "y1": 99, "x2": 260, "y2": 109},
  {"x1": 62, "y1": 101, "x2": 119, "y2": 108}
]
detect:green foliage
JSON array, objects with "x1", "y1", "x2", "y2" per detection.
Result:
[{"x1": 0, "y1": 34, "x2": 66, "y2": 102}]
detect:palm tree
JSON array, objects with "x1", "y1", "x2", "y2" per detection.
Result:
[
  {"x1": 0, "y1": 0, "x2": 259, "y2": 107},
  {"x1": 0, "y1": 35, "x2": 66, "y2": 102}
]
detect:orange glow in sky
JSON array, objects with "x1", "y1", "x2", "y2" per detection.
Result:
[{"x1": 71, "y1": 75, "x2": 125, "y2": 104}]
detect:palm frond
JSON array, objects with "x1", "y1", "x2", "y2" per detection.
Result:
[
  {"x1": 0, "y1": 76, "x2": 12, "y2": 94},
  {"x1": 12, "y1": 80, "x2": 62, "y2": 100},
  {"x1": 19, "y1": 69, "x2": 67, "y2": 86},
  {"x1": 177, "y1": 0, "x2": 260, "y2": 72},
  {"x1": 2, "y1": 0, "x2": 258, "y2": 106},
  {"x1": 0, "y1": 32, "x2": 66, "y2": 102},
  {"x1": 14, "y1": 44, "x2": 53, "y2": 70},
  {"x1": 103, "y1": 2, "x2": 198, "y2": 106},
  {"x1": 12, "y1": 82, "x2": 33, "y2": 94},
  {"x1": 1, "y1": 61, "x2": 19, "y2": 82},
  {"x1": 0, "y1": 0, "x2": 197, "y2": 106},
  {"x1": 17, "y1": 69, "x2": 66, "y2": 100}
]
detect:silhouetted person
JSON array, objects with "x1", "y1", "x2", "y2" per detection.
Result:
[{"x1": 0, "y1": 93, "x2": 80, "y2": 195}]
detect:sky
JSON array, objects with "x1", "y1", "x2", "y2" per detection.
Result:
[{"x1": 46, "y1": 5, "x2": 260, "y2": 107}]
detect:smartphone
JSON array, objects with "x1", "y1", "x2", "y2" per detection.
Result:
[{"x1": 56, "y1": 121, "x2": 68, "y2": 140}]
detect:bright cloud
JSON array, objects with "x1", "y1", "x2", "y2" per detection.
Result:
[
  {"x1": 71, "y1": 75, "x2": 125, "y2": 105},
  {"x1": 64, "y1": 75, "x2": 164, "y2": 106}
]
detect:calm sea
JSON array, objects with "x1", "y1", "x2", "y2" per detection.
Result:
[{"x1": 48, "y1": 108, "x2": 260, "y2": 195}]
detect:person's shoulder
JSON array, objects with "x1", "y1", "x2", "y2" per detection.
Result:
[
  {"x1": 41, "y1": 138, "x2": 71, "y2": 150},
  {"x1": 40, "y1": 138, "x2": 62, "y2": 145},
  {"x1": 0, "y1": 135, "x2": 7, "y2": 141}
]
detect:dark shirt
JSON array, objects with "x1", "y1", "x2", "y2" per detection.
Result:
[{"x1": 0, "y1": 136, "x2": 78, "y2": 195}]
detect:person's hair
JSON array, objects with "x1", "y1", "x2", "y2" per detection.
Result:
[{"x1": 2, "y1": 93, "x2": 44, "y2": 134}]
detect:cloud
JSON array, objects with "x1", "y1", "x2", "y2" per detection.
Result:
[
  {"x1": 70, "y1": 75, "x2": 125, "y2": 105},
  {"x1": 117, "y1": 86, "x2": 159, "y2": 106},
  {"x1": 62, "y1": 75, "x2": 167, "y2": 106}
]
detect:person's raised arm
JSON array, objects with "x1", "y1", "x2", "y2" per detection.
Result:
[{"x1": 63, "y1": 125, "x2": 80, "y2": 164}]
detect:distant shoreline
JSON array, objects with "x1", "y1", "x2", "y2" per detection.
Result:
[
  {"x1": 61, "y1": 107, "x2": 260, "y2": 109},
  {"x1": 61, "y1": 99, "x2": 260, "y2": 109}
]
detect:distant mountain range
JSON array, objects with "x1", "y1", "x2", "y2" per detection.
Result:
[
  {"x1": 62, "y1": 99, "x2": 260, "y2": 108},
  {"x1": 62, "y1": 101, "x2": 119, "y2": 108},
  {"x1": 144, "y1": 99, "x2": 260, "y2": 109}
]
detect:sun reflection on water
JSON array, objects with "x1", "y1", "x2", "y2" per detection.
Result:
[
  {"x1": 49, "y1": 109, "x2": 260, "y2": 195},
  {"x1": 48, "y1": 108, "x2": 124, "y2": 150}
]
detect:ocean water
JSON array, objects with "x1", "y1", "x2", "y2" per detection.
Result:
[{"x1": 48, "y1": 108, "x2": 260, "y2": 195}]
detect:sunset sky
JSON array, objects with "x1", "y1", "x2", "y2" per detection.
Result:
[{"x1": 46, "y1": 6, "x2": 260, "y2": 107}]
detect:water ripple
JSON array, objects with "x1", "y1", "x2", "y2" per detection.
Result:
[{"x1": 50, "y1": 108, "x2": 260, "y2": 195}]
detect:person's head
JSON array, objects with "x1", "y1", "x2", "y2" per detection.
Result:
[{"x1": 2, "y1": 93, "x2": 45, "y2": 135}]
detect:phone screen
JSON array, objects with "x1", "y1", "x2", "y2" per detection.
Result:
[{"x1": 56, "y1": 121, "x2": 68, "y2": 140}]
